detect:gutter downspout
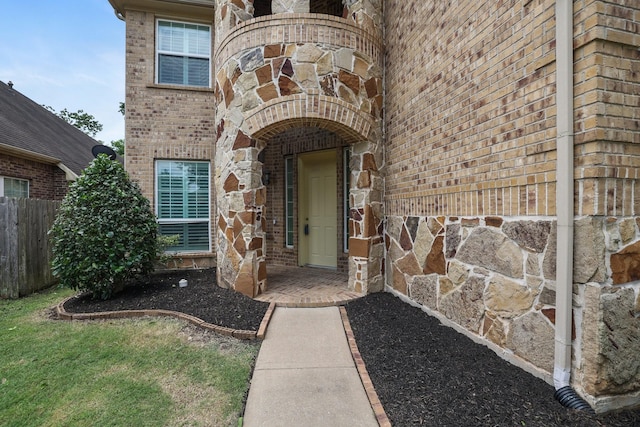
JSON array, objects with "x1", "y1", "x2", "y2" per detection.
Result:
[{"x1": 553, "y1": 0, "x2": 593, "y2": 413}]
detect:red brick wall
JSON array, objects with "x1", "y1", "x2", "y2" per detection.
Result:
[{"x1": 0, "y1": 154, "x2": 69, "y2": 200}]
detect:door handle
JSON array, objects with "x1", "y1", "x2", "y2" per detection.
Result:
[{"x1": 304, "y1": 224, "x2": 309, "y2": 235}]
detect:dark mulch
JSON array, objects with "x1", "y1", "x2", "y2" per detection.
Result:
[
  {"x1": 62, "y1": 269, "x2": 269, "y2": 331},
  {"x1": 62, "y1": 270, "x2": 640, "y2": 426},
  {"x1": 345, "y1": 292, "x2": 640, "y2": 427}
]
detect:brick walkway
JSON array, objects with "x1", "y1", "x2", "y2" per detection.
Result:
[{"x1": 255, "y1": 265, "x2": 363, "y2": 307}]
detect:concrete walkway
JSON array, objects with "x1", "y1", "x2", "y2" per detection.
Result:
[{"x1": 243, "y1": 306, "x2": 378, "y2": 427}]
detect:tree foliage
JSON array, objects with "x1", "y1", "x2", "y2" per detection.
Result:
[
  {"x1": 50, "y1": 154, "x2": 159, "y2": 299},
  {"x1": 44, "y1": 106, "x2": 103, "y2": 137},
  {"x1": 110, "y1": 138, "x2": 125, "y2": 156}
]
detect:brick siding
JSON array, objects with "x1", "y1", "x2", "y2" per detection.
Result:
[{"x1": 0, "y1": 154, "x2": 69, "y2": 200}]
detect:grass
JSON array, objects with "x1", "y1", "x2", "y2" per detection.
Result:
[{"x1": 0, "y1": 288, "x2": 259, "y2": 427}]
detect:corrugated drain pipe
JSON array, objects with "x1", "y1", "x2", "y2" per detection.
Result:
[{"x1": 553, "y1": 0, "x2": 594, "y2": 414}]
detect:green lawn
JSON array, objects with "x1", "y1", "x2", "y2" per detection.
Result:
[{"x1": 0, "y1": 288, "x2": 259, "y2": 427}]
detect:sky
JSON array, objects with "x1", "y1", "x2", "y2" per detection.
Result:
[{"x1": 0, "y1": 0, "x2": 125, "y2": 144}]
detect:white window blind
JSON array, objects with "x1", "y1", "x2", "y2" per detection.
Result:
[
  {"x1": 156, "y1": 161, "x2": 210, "y2": 251},
  {"x1": 157, "y1": 20, "x2": 210, "y2": 87}
]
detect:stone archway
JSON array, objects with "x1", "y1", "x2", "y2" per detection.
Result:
[{"x1": 215, "y1": 99, "x2": 383, "y2": 297}]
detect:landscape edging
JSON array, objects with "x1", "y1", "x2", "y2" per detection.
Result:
[
  {"x1": 56, "y1": 295, "x2": 276, "y2": 341},
  {"x1": 340, "y1": 306, "x2": 392, "y2": 427}
]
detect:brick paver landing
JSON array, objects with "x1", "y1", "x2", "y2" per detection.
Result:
[{"x1": 255, "y1": 265, "x2": 362, "y2": 307}]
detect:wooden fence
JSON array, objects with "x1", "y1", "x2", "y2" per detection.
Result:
[{"x1": 0, "y1": 197, "x2": 60, "y2": 298}]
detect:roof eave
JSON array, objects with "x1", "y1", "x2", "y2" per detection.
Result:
[
  {"x1": 107, "y1": 0, "x2": 214, "y2": 20},
  {"x1": 0, "y1": 143, "x2": 79, "y2": 181}
]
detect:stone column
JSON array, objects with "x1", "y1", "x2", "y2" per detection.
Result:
[
  {"x1": 348, "y1": 136, "x2": 384, "y2": 293},
  {"x1": 216, "y1": 128, "x2": 268, "y2": 297}
]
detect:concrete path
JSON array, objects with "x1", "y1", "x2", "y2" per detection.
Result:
[{"x1": 243, "y1": 306, "x2": 378, "y2": 427}]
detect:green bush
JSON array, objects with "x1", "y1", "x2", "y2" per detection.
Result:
[{"x1": 50, "y1": 154, "x2": 159, "y2": 299}]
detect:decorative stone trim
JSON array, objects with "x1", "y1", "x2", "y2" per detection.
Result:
[
  {"x1": 245, "y1": 94, "x2": 374, "y2": 143},
  {"x1": 340, "y1": 306, "x2": 391, "y2": 427},
  {"x1": 216, "y1": 14, "x2": 383, "y2": 67},
  {"x1": 55, "y1": 296, "x2": 277, "y2": 341}
]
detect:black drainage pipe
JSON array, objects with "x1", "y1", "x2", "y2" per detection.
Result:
[{"x1": 554, "y1": 386, "x2": 596, "y2": 414}]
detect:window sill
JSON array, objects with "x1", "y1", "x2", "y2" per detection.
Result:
[{"x1": 146, "y1": 83, "x2": 214, "y2": 93}]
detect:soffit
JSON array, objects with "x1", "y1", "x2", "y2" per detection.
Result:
[{"x1": 108, "y1": 0, "x2": 214, "y2": 20}]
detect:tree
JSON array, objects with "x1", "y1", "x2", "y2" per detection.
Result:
[
  {"x1": 50, "y1": 154, "x2": 159, "y2": 299},
  {"x1": 44, "y1": 106, "x2": 103, "y2": 137},
  {"x1": 109, "y1": 102, "x2": 126, "y2": 156},
  {"x1": 110, "y1": 138, "x2": 125, "y2": 156}
]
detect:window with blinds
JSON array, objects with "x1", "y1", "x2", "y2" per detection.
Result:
[
  {"x1": 156, "y1": 20, "x2": 210, "y2": 87},
  {"x1": 155, "y1": 161, "x2": 210, "y2": 251},
  {"x1": 0, "y1": 176, "x2": 29, "y2": 198}
]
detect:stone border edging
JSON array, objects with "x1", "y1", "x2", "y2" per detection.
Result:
[
  {"x1": 56, "y1": 295, "x2": 277, "y2": 341},
  {"x1": 340, "y1": 306, "x2": 392, "y2": 427}
]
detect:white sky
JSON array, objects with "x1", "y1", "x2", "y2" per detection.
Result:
[{"x1": 0, "y1": 0, "x2": 125, "y2": 143}]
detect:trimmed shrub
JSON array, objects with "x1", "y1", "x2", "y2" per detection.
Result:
[{"x1": 50, "y1": 154, "x2": 158, "y2": 299}]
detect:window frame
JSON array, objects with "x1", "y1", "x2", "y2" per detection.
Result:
[
  {"x1": 284, "y1": 156, "x2": 295, "y2": 248},
  {"x1": 155, "y1": 19, "x2": 211, "y2": 88},
  {"x1": 343, "y1": 147, "x2": 350, "y2": 253},
  {"x1": 154, "y1": 160, "x2": 211, "y2": 252},
  {"x1": 0, "y1": 176, "x2": 29, "y2": 198}
]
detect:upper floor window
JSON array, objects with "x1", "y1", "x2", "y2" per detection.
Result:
[
  {"x1": 254, "y1": 0, "x2": 272, "y2": 17},
  {"x1": 253, "y1": 0, "x2": 344, "y2": 18},
  {"x1": 0, "y1": 176, "x2": 29, "y2": 198},
  {"x1": 310, "y1": 0, "x2": 344, "y2": 17},
  {"x1": 156, "y1": 20, "x2": 211, "y2": 87}
]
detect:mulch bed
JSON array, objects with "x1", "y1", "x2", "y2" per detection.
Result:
[
  {"x1": 345, "y1": 292, "x2": 640, "y2": 427},
  {"x1": 62, "y1": 269, "x2": 269, "y2": 331},
  {"x1": 62, "y1": 269, "x2": 640, "y2": 426}
]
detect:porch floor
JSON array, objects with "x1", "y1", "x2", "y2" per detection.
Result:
[{"x1": 254, "y1": 265, "x2": 363, "y2": 307}]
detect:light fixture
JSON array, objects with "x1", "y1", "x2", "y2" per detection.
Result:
[{"x1": 263, "y1": 170, "x2": 271, "y2": 185}]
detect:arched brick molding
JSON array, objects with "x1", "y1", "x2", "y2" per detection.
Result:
[{"x1": 245, "y1": 94, "x2": 375, "y2": 143}]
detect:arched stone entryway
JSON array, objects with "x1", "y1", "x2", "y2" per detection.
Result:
[
  {"x1": 215, "y1": 97, "x2": 383, "y2": 297},
  {"x1": 213, "y1": 2, "x2": 384, "y2": 298}
]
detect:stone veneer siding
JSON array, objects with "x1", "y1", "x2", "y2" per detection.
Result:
[
  {"x1": 213, "y1": 1, "x2": 384, "y2": 297},
  {"x1": 0, "y1": 154, "x2": 69, "y2": 200},
  {"x1": 384, "y1": 0, "x2": 640, "y2": 411}
]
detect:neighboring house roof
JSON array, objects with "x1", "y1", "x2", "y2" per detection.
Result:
[{"x1": 0, "y1": 80, "x2": 100, "y2": 178}]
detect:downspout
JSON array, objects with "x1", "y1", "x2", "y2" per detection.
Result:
[{"x1": 553, "y1": 0, "x2": 593, "y2": 413}]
